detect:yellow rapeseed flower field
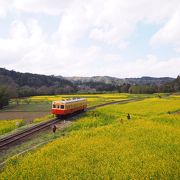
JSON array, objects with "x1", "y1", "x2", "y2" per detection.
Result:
[
  {"x1": 0, "y1": 119, "x2": 23, "y2": 136},
  {"x1": 0, "y1": 95, "x2": 179, "y2": 179},
  {"x1": 28, "y1": 93, "x2": 129, "y2": 107}
]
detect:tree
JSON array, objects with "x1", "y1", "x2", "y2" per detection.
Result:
[
  {"x1": 118, "y1": 83, "x2": 131, "y2": 93},
  {"x1": 129, "y1": 85, "x2": 158, "y2": 94},
  {"x1": 0, "y1": 86, "x2": 10, "y2": 109}
]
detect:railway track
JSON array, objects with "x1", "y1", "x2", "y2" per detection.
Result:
[
  {"x1": 0, "y1": 118, "x2": 60, "y2": 149},
  {"x1": 0, "y1": 98, "x2": 143, "y2": 149}
]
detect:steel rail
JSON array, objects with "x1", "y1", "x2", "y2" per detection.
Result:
[
  {"x1": 0, "y1": 118, "x2": 59, "y2": 148},
  {"x1": 0, "y1": 98, "x2": 143, "y2": 149}
]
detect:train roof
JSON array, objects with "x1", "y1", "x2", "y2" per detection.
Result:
[{"x1": 53, "y1": 98, "x2": 86, "y2": 104}]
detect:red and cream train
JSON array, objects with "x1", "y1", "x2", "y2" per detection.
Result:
[{"x1": 51, "y1": 98, "x2": 87, "y2": 117}]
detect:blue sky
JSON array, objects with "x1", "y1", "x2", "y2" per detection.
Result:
[{"x1": 0, "y1": 0, "x2": 180, "y2": 78}]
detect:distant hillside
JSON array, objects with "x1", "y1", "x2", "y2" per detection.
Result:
[
  {"x1": 125, "y1": 76, "x2": 175, "y2": 85},
  {"x1": 65, "y1": 76, "x2": 174, "y2": 86},
  {"x1": 0, "y1": 68, "x2": 178, "y2": 109},
  {"x1": 0, "y1": 68, "x2": 74, "y2": 88},
  {"x1": 0, "y1": 67, "x2": 177, "y2": 96},
  {"x1": 0, "y1": 68, "x2": 76, "y2": 98},
  {"x1": 65, "y1": 76, "x2": 124, "y2": 86},
  {"x1": 63, "y1": 75, "x2": 177, "y2": 94},
  {"x1": 159, "y1": 75, "x2": 180, "y2": 92}
]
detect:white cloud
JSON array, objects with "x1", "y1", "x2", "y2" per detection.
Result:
[
  {"x1": 12, "y1": 0, "x2": 180, "y2": 47},
  {"x1": 150, "y1": 9, "x2": 180, "y2": 50},
  {"x1": 13, "y1": 0, "x2": 73, "y2": 15},
  {"x1": 111, "y1": 55, "x2": 180, "y2": 78},
  {"x1": 0, "y1": 0, "x2": 180, "y2": 77},
  {"x1": 56, "y1": 7, "x2": 90, "y2": 47},
  {"x1": 55, "y1": 0, "x2": 180, "y2": 48},
  {"x1": 2, "y1": 0, "x2": 180, "y2": 47},
  {"x1": 0, "y1": 19, "x2": 47, "y2": 65},
  {"x1": 0, "y1": 0, "x2": 13, "y2": 18}
]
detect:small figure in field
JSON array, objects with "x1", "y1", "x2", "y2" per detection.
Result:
[
  {"x1": 127, "y1": 113, "x2": 131, "y2": 120},
  {"x1": 158, "y1": 95, "x2": 161, "y2": 98},
  {"x1": 52, "y1": 125, "x2": 57, "y2": 137},
  {"x1": 119, "y1": 119, "x2": 124, "y2": 124},
  {"x1": 16, "y1": 122, "x2": 20, "y2": 127}
]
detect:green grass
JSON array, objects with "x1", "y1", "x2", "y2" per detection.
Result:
[
  {"x1": 1, "y1": 93, "x2": 160, "y2": 112},
  {"x1": 2, "y1": 103, "x2": 51, "y2": 112},
  {"x1": 0, "y1": 113, "x2": 55, "y2": 137},
  {"x1": 0, "y1": 95, "x2": 179, "y2": 179},
  {"x1": 0, "y1": 119, "x2": 24, "y2": 136},
  {"x1": 2, "y1": 93, "x2": 129, "y2": 112},
  {"x1": 33, "y1": 114, "x2": 55, "y2": 123}
]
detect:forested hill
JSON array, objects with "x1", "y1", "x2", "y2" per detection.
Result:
[
  {"x1": 65, "y1": 75, "x2": 178, "y2": 93},
  {"x1": 65, "y1": 76, "x2": 174, "y2": 86},
  {"x1": 0, "y1": 68, "x2": 179, "y2": 109},
  {"x1": 0, "y1": 68, "x2": 73, "y2": 88},
  {"x1": 0, "y1": 68, "x2": 76, "y2": 98}
]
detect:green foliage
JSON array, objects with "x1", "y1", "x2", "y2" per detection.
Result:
[
  {"x1": 0, "y1": 119, "x2": 24, "y2": 135},
  {"x1": 129, "y1": 84, "x2": 157, "y2": 94},
  {"x1": 1, "y1": 68, "x2": 179, "y2": 99},
  {"x1": 0, "y1": 86, "x2": 10, "y2": 109},
  {"x1": 33, "y1": 114, "x2": 55, "y2": 123},
  {"x1": 0, "y1": 68, "x2": 77, "y2": 98},
  {"x1": 159, "y1": 75, "x2": 180, "y2": 92}
]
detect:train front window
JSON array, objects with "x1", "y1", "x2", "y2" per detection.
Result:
[
  {"x1": 61, "y1": 105, "x2": 64, "y2": 109},
  {"x1": 53, "y1": 104, "x2": 56, "y2": 108}
]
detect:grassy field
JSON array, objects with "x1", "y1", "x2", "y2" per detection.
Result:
[
  {"x1": 0, "y1": 93, "x2": 157, "y2": 136},
  {"x1": 7, "y1": 93, "x2": 157, "y2": 111},
  {"x1": 0, "y1": 94, "x2": 179, "y2": 179},
  {"x1": 0, "y1": 113, "x2": 56, "y2": 137},
  {"x1": 0, "y1": 119, "x2": 24, "y2": 136},
  {"x1": 0, "y1": 93, "x2": 132, "y2": 135}
]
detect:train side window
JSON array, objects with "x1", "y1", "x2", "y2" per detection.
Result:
[
  {"x1": 53, "y1": 104, "x2": 56, "y2": 108},
  {"x1": 61, "y1": 105, "x2": 64, "y2": 109}
]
